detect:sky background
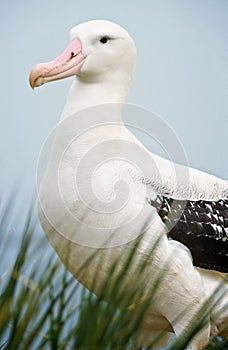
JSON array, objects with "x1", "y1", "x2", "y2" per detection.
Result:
[{"x1": 0, "y1": 0, "x2": 227, "y2": 268}]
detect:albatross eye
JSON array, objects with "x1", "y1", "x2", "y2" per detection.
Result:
[{"x1": 100, "y1": 36, "x2": 110, "y2": 44}]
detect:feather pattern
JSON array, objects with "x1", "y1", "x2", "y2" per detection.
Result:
[{"x1": 148, "y1": 195, "x2": 228, "y2": 272}]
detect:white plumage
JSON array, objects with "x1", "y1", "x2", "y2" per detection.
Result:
[{"x1": 30, "y1": 20, "x2": 228, "y2": 349}]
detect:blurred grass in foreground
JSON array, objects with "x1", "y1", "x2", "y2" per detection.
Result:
[{"x1": 0, "y1": 202, "x2": 227, "y2": 350}]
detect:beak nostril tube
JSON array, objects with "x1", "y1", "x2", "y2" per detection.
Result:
[{"x1": 29, "y1": 37, "x2": 84, "y2": 89}]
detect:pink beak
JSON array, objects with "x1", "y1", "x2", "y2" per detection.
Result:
[{"x1": 29, "y1": 38, "x2": 85, "y2": 89}]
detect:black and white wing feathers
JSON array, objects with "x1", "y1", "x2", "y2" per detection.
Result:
[{"x1": 148, "y1": 195, "x2": 228, "y2": 272}]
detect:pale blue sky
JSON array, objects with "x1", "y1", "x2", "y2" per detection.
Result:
[{"x1": 1, "y1": 1, "x2": 227, "y2": 228}]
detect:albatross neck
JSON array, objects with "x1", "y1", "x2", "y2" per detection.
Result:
[{"x1": 60, "y1": 75, "x2": 131, "y2": 122}]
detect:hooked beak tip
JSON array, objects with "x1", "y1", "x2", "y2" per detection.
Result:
[{"x1": 29, "y1": 64, "x2": 46, "y2": 90}]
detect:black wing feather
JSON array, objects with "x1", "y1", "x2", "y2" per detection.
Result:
[{"x1": 148, "y1": 196, "x2": 228, "y2": 272}]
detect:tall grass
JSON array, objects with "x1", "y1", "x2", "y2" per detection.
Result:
[{"x1": 0, "y1": 202, "x2": 227, "y2": 349}]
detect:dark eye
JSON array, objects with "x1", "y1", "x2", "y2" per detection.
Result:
[{"x1": 100, "y1": 36, "x2": 110, "y2": 44}]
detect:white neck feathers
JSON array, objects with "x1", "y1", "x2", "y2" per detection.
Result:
[{"x1": 60, "y1": 70, "x2": 133, "y2": 122}]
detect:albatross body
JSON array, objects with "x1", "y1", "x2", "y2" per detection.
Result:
[{"x1": 30, "y1": 20, "x2": 228, "y2": 349}]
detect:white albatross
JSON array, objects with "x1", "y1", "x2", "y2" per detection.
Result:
[{"x1": 29, "y1": 20, "x2": 228, "y2": 349}]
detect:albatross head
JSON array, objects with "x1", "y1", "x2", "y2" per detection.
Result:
[{"x1": 29, "y1": 20, "x2": 136, "y2": 89}]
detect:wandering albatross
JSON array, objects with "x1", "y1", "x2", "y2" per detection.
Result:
[{"x1": 29, "y1": 20, "x2": 228, "y2": 349}]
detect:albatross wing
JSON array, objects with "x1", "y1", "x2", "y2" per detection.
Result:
[{"x1": 148, "y1": 195, "x2": 228, "y2": 272}]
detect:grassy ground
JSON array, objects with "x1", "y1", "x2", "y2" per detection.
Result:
[{"x1": 0, "y1": 204, "x2": 227, "y2": 350}]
